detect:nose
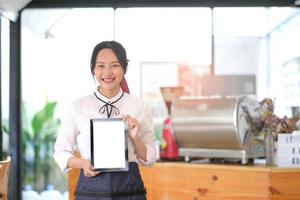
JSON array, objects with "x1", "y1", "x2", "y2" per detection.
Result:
[{"x1": 102, "y1": 65, "x2": 113, "y2": 75}]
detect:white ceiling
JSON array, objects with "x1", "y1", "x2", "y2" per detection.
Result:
[
  {"x1": 0, "y1": 0, "x2": 32, "y2": 21},
  {"x1": 21, "y1": 7, "x2": 300, "y2": 39},
  {"x1": 21, "y1": 8, "x2": 72, "y2": 37}
]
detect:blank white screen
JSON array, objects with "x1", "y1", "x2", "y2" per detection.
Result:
[{"x1": 92, "y1": 120, "x2": 126, "y2": 169}]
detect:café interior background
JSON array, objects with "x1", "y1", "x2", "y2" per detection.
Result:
[{"x1": 1, "y1": 3, "x2": 300, "y2": 193}]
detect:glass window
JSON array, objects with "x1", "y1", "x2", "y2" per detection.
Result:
[
  {"x1": 115, "y1": 8, "x2": 212, "y2": 96},
  {"x1": 1, "y1": 16, "x2": 10, "y2": 159},
  {"x1": 268, "y1": 11, "x2": 300, "y2": 116},
  {"x1": 114, "y1": 7, "x2": 212, "y2": 123},
  {"x1": 213, "y1": 7, "x2": 267, "y2": 75},
  {"x1": 213, "y1": 7, "x2": 300, "y2": 116},
  {"x1": 22, "y1": 8, "x2": 115, "y2": 106},
  {"x1": 21, "y1": 8, "x2": 115, "y2": 193}
]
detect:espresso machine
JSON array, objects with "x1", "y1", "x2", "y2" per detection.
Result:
[{"x1": 170, "y1": 96, "x2": 265, "y2": 164}]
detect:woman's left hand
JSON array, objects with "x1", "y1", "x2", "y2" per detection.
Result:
[
  {"x1": 122, "y1": 114, "x2": 147, "y2": 162},
  {"x1": 122, "y1": 114, "x2": 140, "y2": 141}
]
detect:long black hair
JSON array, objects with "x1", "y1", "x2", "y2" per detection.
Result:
[{"x1": 90, "y1": 41, "x2": 128, "y2": 75}]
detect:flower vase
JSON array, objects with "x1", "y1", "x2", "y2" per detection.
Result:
[{"x1": 264, "y1": 129, "x2": 275, "y2": 166}]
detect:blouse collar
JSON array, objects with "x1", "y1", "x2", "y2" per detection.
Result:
[{"x1": 94, "y1": 88, "x2": 124, "y2": 103}]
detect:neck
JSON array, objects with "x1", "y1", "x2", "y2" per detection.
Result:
[{"x1": 98, "y1": 87, "x2": 121, "y2": 99}]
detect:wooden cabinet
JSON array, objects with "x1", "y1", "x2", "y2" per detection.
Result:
[{"x1": 68, "y1": 162, "x2": 300, "y2": 200}]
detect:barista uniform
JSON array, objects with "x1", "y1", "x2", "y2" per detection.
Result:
[{"x1": 54, "y1": 89, "x2": 157, "y2": 200}]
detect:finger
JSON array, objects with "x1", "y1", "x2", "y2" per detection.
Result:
[
  {"x1": 121, "y1": 114, "x2": 129, "y2": 120},
  {"x1": 84, "y1": 171, "x2": 90, "y2": 177},
  {"x1": 130, "y1": 122, "x2": 136, "y2": 129},
  {"x1": 89, "y1": 171, "x2": 100, "y2": 177},
  {"x1": 127, "y1": 120, "x2": 134, "y2": 129},
  {"x1": 129, "y1": 119, "x2": 138, "y2": 128},
  {"x1": 84, "y1": 169, "x2": 100, "y2": 177},
  {"x1": 122, "y1": 115, "x2": 132, "y2": 128},
  {"x1": 93, "y1": 171, "x2": 101, "y2": 176}
]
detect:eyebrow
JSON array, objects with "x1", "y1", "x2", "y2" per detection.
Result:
[{"x1": 96, "y1": 61, "x2": 120, "y2": 64}]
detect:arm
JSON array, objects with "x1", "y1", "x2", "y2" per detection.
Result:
[
  {"x1": 122, "y1": 115, "x2": 147, "y2": 161},
  {"x1": 53, "y1": 103, "x2": 99, "y2": 177},
  {"x1": 67, "y1": 156, "x2": 99, "y2": 177},
  {"x1": 122, "y1": 104, "x2": 156, "y2": 166}
]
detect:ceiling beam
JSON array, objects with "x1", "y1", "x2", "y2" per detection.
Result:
[{"x1": 26, "y1": 0, "x2": 297, "y2": 9}]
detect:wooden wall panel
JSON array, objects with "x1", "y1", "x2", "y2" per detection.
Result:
[
  {"x1": 270, "y1": 169, "x2": 300, "y2": 200},
  {"x1": 140, "y1": 163, "x2": 269, "y2": 200},
  {"x1": 68, "y1": 162, "x2": 300, "y2": 200}
]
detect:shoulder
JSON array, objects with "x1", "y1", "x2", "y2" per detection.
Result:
[
  {"x1": 122, "y1": 93, "x2": 152, "y2": 115},
  {"x1": 71, "y1": 93, "x2": 95, "y2": 111},
  {"x1": 123, "y1": 92, "x2": 147, "y2": 106},
  {"x1": 73, "y1": 93, "x2": 94, "y2": 105}
]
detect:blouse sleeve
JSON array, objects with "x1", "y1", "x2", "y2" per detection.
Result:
[
  {"x1": 53, "y1": 103, "x2": 79, "y2": 172},
  {"x1": 136, "y1": 104, "x2": 157, "y2": 167}
]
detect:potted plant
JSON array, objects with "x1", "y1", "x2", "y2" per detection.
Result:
[
  {"x1": 1, "y1": 123, "x2": 9, "y2": 161},
  {"x1": 241, "y1": 97, "x2": 293, "y2": 166},
  {"x1": 22, "y1": 100, "x2": 61, "y2": 191},
  {"x1": 2, "y1": 101, "x2": 61, "y2": 191}
]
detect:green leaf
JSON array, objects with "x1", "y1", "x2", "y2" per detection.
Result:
[
  {"x1": 1, "y1": 119, "x2": 9, "y2": 134},
  {"x1": 21, "y1": 100, "x2": 61, "y2": 190},
  {"x1": 31, "y1": 102, "x2": 57, "y2": 139}
]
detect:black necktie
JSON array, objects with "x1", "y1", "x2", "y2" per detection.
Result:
[{"x1": 94, "y1": 92, "x2": 124, "y2": 119}]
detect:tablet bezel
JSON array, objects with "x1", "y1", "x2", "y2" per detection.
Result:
[{"x1": 90, "y1": 118, "x2": 129, "y2": 172}]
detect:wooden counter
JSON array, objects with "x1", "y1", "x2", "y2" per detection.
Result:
[{"x1": 68, "y1": 162, "x2": 300, "y2": 200}]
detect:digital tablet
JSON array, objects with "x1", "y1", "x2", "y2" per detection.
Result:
[{"x1": 90, "y1": 118, "x2": 128, "y2": 172}]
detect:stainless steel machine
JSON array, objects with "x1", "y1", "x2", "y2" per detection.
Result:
[{"x1": 170, "y1": 96, "x2": 265, "y2": 164}]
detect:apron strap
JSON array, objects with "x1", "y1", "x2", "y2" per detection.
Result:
[{"x1": 74, "y1": 188, "x2": 146, "y2": 198}]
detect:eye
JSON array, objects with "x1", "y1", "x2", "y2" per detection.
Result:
[
  {"x1": 112, "y1": 63, "x2": 121, "y2": 67},
  {"x1": 95, "y1": 64, "x2": 104, "y2": 68}
]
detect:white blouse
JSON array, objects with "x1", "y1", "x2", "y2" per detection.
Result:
[{"x1": 53, "y1": 89, "x2": 157, "y2": 172}]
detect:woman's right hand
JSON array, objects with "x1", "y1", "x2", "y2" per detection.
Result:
[
  {"x1": 81, "y1": 159, "x2": 100, "y2": 177},
  {"x1": 67, "y1": 156, "x2": 100, "y2": 177}
]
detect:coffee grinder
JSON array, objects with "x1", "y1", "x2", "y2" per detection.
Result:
[{"x1": 160, "y1": 86, "x2": 184, "y2": 160}]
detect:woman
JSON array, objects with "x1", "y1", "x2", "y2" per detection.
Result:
[{"x1": 54, "y1": 41, "x2": 156, "y2": 200}]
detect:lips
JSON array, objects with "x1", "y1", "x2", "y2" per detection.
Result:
[{"x1": 102, "y1": 77, "x2": 115, "y2": 83}]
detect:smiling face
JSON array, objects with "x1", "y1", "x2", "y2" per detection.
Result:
[{"x1": 93, "y1": 48, "x2": 125, "y2": 98}]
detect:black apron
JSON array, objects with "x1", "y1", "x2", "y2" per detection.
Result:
[{"x1": 74, "y1": 162, "x2": 146, "y2": 200}]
